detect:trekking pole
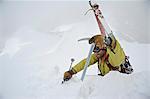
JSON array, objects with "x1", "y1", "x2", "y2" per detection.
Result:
[{"x1": 62, "y1": 58, "x2": 75, "y2": 84}]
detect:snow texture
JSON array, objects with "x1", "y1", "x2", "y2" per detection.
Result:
[{"x1": 0, "y1": 1, "x2": 150, "y2": 99}]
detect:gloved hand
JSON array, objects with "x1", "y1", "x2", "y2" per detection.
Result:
[
  {"x1": 63, "y1": 70, "x2": 75, "y2": 81},
  {"x1": 104, "y1": 36, "x2": 112, "y2": 46}
]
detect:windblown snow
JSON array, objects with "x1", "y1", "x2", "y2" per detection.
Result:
[{"x1": 0, "y1": 1, "x2": 150, "y2": 99}]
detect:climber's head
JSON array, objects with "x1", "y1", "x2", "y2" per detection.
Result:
[{"x1": 89, "y1": 35, "x2": 106, "y2": 53}]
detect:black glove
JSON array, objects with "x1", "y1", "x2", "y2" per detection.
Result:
[{"x1": 104, "y1": 36, "x2": 112, "y2": 46}]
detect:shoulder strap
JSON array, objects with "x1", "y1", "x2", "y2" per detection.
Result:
[{"x1": 104, "y1": 50, "x2": 119, "y2": 70}]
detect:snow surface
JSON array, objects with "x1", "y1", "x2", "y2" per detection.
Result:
[
  {"x1": 0, "y1": 23, "x2": 150, "y2": 99},
  {"x1": 0, "y1": 1, "x2": 150, "y2": 99}
]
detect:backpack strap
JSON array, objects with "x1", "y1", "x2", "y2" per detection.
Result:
[{"x1": 102, "y1": 51, "x2": 119, "y2": 71}]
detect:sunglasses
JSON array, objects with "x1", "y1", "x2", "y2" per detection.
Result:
[{"x1": 93, "y1": 46, "x2": 106, "y2": 53}]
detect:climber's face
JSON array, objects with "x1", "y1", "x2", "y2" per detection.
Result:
[{"x1": 93, "y1": 38, "x2": 106, "y2": 58}]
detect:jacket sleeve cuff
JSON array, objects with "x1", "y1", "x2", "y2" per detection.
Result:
[{"x1": 71, "y1": 68, "x2": 77, "y2": 74}]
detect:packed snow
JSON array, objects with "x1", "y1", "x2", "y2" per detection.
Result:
[{"x1": 0, "y1": 1, "x2": 150, "y2": 99}]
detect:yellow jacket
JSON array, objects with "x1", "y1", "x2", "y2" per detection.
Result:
[{"x1": 72, "y1": 39, "x2": 125, "y2": 76}]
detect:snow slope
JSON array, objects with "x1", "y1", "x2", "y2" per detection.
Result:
[
  {"x1": 0, "y1": 23, "x2": 150, "y2": 99},
  {"x1": 0, "y1": 1, "x2": 150, "y2": 99}
]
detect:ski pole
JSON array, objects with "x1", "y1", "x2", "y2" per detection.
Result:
[{"x1": 62, "y1": 58, "x2": 75, "y2": 84}]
